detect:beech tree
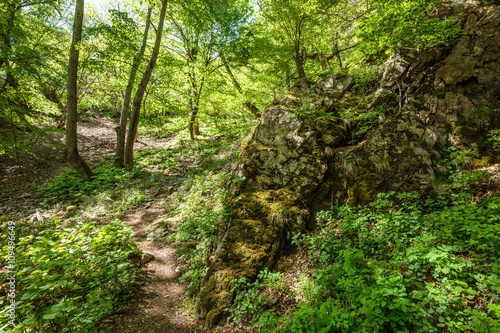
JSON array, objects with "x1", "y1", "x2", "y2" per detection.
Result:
[
  {"x1": 65, "y1": 0, "x2": 92, "y2": 180},
  {"x1": 115, "y1": 7, "x2": 152, "y2": 168},
  {"x1": 124, "y1": 0, "x2": 168, "y2": 169},
  {"x1": 256, "y1": 0, "x2": 335, "y2": 80},
  {"x1": 169, "y1": 14, "x2": 221, "y2": 140}
]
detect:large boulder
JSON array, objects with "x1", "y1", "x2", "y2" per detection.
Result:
[
  {"x1": 196, "y1": 94, "x2": 345, "y2": 326},
  {"x1": 197, "y1": 4, "x2": 500, "y2": 327}
]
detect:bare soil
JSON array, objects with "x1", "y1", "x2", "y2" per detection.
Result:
[
  {"x1": 0, "y1": 114, "x2": 168, "y2": 217},
  {"x1": 0, "y1": 114, "x2": 201, "y2": 332},
  {"x1": 98, "y1": 199, "x2": 200, "y2": 333}
]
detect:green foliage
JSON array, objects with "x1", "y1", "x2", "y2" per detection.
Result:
[
  {"x1": 0, "y1": 119, "x2": 64, "y2": 162},
  {"x1": 169, "y1": 172, "x2": 231, "y2": 294},
  {"x1": 434, "y1": 85, "x2": 445, "y2": 98},
  {"x1": 356, "y1": 0, "x2": 462, "y2": 58},
  {"x1": 343, "y1": 105, "x2": 385, "y2": 140},
  {"x1": 488, "y1": 129, "x2": 500, "y2": 151},
  {"x1": 294, "y1": 95, "x2": 335, "y2": 122},
  {"x1": 39, "y1": 162, "x2": 139, "y2": 203},
  {"x1": 439, "y1": 146, "x2": 489, "y2": 198},
  {"x1": 282, "y1": 191, "x2": 500, "y2": 333},
  {"x1": 0, "y1": 220, "x2": 141, "y2": 332},
  {"x1": 227, "y1": 269, "x2": 285, "y2": 331}
]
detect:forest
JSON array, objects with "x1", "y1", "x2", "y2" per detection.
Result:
[{"x1": 0, "y1": 0, "x2": 499, "y2": 332}]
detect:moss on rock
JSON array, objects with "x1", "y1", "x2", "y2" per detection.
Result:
[{"x1": 197, "y1": 6, "x2": 500, "y2": 328}]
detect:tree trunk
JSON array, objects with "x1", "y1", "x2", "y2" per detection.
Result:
[
  {"x1": 65, "y1": 0, "x2": 92, "y2": 181},
  {"x1": 188, "y1": 78, "x2": 204, "y2": 140},
  {"x1": 244, "y1": 102, "x2": 261, "y2": 118},
  {"x1": 124, "y1": 0, "x2": 168, "y2": 169},
  {"x1": 112, "y1": 94, "x2": 119, "y2": 117},
  {"x1": 188, "y1": 109, "x2": 198, "y2": 140},
  {"x1": 57, "y1": 106, "x2": 67, "y2": 129},
  {"x1": 115, "y1": 7, "x2": 152, "y2": 168},
  {"x1": 0, "y1": 3, "x2": 16, "y2": 73},
  {"x1": 223, "y1": 61, "x2": 261, "y2": 118},
  {"x1": 294, "y1": 55, "x2": 306, "y2": 79}
]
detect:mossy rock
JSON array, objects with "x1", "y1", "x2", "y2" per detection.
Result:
[
  {"x1": 197, "y1": 189, "x2": 308, "y2": 328},
  {"x1": 348, "y1": 173, "x2": 383, "y2": 206},
  {"x1": 198, "y1": 13, "x2": 500, "y2": 326}
]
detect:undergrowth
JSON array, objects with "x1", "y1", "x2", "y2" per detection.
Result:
[
  {"x1": 38, "y1": 160, "x2": 140, "y2": 203},
  {"x1": 226, "y1": 146, "x2": 500, "y2": 332},
  {"x1": 283, "y1": 193, "x2": 500, "y2": 333},
  {"x1": 168, "y1": 171, "x2": 231, "y2": 294},
  {"x1": 157, "y1": 126, "x2": 251, "y2": 294},
  {"x1": 0, "y1": 219, "x2": 141, "y2": 332}
]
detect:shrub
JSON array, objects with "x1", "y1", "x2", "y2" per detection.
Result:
[{"x1": 227, "y1": 269, "x2": 285, "y2": 331}]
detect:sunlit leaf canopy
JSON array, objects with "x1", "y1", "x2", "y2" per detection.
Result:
[{"x1": 1, "y1": 0, "x2": 459, "y2": 148}]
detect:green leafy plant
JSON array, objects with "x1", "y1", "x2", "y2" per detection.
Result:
[
  {"x1": 169, "y1": 172, "x2": 231, "y2": 294},
  {"x1": 439, "y1": 146, "x2": 489, "y2": 198},
  {"x1": 39, "y1": 162, "x2": 139, "y2": 203},
  {"x1": 344, "y1": 104, "x2": 385, "y2": 141},
  {"x1": 434, "y1": 85, "x2": 445, "y2": 98},
  {"x1": 488, "y1": 129, "x2": 500, "y2": 152},
  {"x1": 283, "y1": 192, "x2": 500, "y2": 333},
  {"x1": 0, "y1": 220, "x2": 141, "y2": 332},
  {"x1": 227, "y1": 269, "x2": 286, "y2": 330}
]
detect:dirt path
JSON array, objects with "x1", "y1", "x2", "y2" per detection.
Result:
[
  {"x1": 0, "y1": 114, "x2": 169, "y2": 217},
  {"x1": 99, "y1": 199, "x2": 199, "y2": 333},
  {"x1": 0, "y1": 115, "x2": 201, "y2": 332}
]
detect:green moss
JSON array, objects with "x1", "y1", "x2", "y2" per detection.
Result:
[
  {"x1": 348, "y1": 173, "x2": 383, "y2": 206},
  {"x1": 256, "y1": 175, "x2": 274, "y2": 188},
  {"x1": 453, "y1": 125, "x2": 482, "y2": 141},
  {"x1": 199, "y1": 268, "x2": 237, "y2": 328},
  {"x1": 237, "y1": 123, "x2": 260, "y2": 161},
  {"x1": 471, "y1": 156, "x2": 494, "y2": 169},
  {"x1": 254, "y1": 145, "x2": 278, "y2": 151}
]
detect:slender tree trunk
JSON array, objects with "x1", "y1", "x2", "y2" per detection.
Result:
[
  {"x1": 188, "y1": 78, "x2": 204, "y2": 140},
  {"x1": 0, "y1": 3, "x2": 16, "y2": 73},
  {"x1": 223, "y1": 61, "x2": 261, "y2": 118},
  {"x1": 115, "y1": 7, "x2": 152, "y2": 168},
  {"x1": 41, "y1": 87, "x2": 67, "y2": 127},
  {"x1": 65, "y1": 0, "x2": 92, "y2": 181},
  {"x1": 294, "y1": 55, "x2": 306, "y2": 79},
  {"x1": 188, "y1": 109, "x2": 197, "y2": 140},
  {"x1": 58, "y1": 106, "x2": 67, "y2": 129},
  {"x1": 112, "y1": 94, "x2": 119, "y2": 117},
  {"x1": 124, "y1": 0, "x2": 168, "y2": 169}
]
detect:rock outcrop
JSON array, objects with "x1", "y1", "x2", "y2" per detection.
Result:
[{"x1": 197, "y1": 4, "x2": 500, "y2": 327}]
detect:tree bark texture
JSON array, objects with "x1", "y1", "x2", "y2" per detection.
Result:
[
  {"x1": 115, "y1": 7, "x2": 152, "y2": 168},
  {"x1": 223, "y1": 62, "x2": 262, "y2": 118},
  {"x1": 65, "y1": 0, "x2": 92, "y2": 181},
  {"x1": 124, "y1": 0, "x2": 168, "y2": 169}
]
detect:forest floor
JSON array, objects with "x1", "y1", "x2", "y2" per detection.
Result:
[
  {"x1": 0, "y1": 114, "x2": 169, "y2": 217},
  {"x1": 0, "y1": 114, "x2": 204, "y2": 332},
  {"x1": 97, "y1": 198, "x2": 200, "y2": 333}
]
